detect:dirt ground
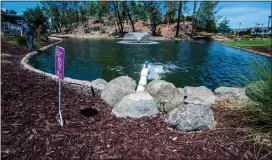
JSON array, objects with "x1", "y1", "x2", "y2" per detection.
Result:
[{"x1": 1, "y1": 40, "x2": 272, "y2": 159}]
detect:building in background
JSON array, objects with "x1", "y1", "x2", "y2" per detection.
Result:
[
  {"x1": 1, "y1": 8, "x2": 25, "y2": 36},
  {"x1": 232, "y1": 27, "x2": 271, "y2": 35}
]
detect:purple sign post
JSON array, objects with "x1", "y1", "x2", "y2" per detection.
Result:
[{"x1": 55, "y1": 46, "x2": 65, "y2": 127}]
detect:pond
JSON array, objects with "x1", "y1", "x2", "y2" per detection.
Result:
[{"x1": 30, "y1": 39, "x2": 270, "y2": 90}]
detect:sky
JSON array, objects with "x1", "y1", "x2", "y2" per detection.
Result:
[{"x1": 1, "y1": 1, "x2": 271, "y2": 29}]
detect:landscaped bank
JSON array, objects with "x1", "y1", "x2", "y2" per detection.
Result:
[
  {"x1": 1, "y1": 38, "x2": 272, "y2": 159},
  {"x1": 223, "y1": 38, "x2": 272, "y2": 57}
]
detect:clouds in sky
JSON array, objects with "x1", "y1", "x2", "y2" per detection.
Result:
[{"x1": 218, "y1": 3, "x2": 271, "y2": 29}]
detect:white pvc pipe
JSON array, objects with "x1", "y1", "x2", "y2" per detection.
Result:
[{"x1": 136, "y1": 62, "x2": 149, "y2": 92}]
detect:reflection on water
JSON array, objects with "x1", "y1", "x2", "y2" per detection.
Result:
[{"x1": 30, "y1": 39, "x2": 270, "y2": 90}]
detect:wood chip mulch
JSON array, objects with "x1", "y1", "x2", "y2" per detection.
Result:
[
  {"x1": 1, "y1": 40, "x2": 272, "y2": 160},
  {"x1": 246, "y1": 46, "x2": 272, "y2": 56}
]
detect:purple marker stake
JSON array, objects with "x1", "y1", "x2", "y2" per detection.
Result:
[
  {"x1": 55, "y1": 46, "x2": 65, "y2": 127},
  {"x1": 55, "y1": 46, "x2": 65, "y2": 80}
]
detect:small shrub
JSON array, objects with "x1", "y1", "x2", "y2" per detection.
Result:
[
  {"x1": 34, "y1": 36, "x2": 41, "y2": 46},
  {"x1": 84, "y1": 28, "x2": 90, "y2": 33},
  {"x1": 244, "y1": 60, "x2": 272, "y2": 130},
  {"x1": 14, "y1": 36, "x2": 28, "y2": 48},
  {"x1": 226, "y1": 34, "x2": 235, "y2": 39},
  {"x1": 156, "y1": 100, "x2": 166, "y2": 112},
  {"x1": 241, "y1": 35, "x2": 251, "y2": 40},
  {"x1": 246, "y1": 60, "x2": 272, "y2": 107}
]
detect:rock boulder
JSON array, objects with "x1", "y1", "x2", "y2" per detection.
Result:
[
  {"x1": 112, "y1": 92, "x2": 158, "y2": 118},
  {"x1": 101, "y1": 76, "x2": 136, "y2": 106},
  {"x1": 168, "y1": 104, "x2": 214, "y2": 131},
  {"x1": 214, "y1": 87, "x2": 250, "y2": 104},
  {"x1": 90, "y1": 78, "x2": 107, "y2": 90},
  {"x1": 146, "y1": 80, "x2": 183, "y2": 113},
  {"x1": 184, "y1": 86, "x2": 215, "y2": 105}
]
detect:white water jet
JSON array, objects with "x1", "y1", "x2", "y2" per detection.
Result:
[
  {"x1": 118, "y1": 32, "x2": 159, "y2": 44},
  {"x1": 129, "y1": 32, "x2": 150, "y2": 42}
]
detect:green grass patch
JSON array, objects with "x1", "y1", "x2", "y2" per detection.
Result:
[
  {"x1": 224, "y1": 38, "x2": 272, "y2": 48},
  {"x1": 1, "y1": 60, "x2": 12, "y2": 64}
]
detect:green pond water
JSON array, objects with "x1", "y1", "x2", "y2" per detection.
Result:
[{"x1": 30, "y1": 39, "x2": 270, "y2": 90}]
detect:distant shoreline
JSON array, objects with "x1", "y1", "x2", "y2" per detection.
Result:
[{"x1": 50, "y1": 33, "x2": 231, "y2": 42}]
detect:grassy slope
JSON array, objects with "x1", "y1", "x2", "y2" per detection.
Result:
[{"x1": 224, "y1": 38, "x2": 272, "y2": 48}]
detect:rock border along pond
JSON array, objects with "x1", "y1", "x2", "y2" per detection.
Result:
[
  {"x1": 21, "y1": 37, "x2": 253, "y2": 132},
  {"x1": 21, "y1": 37, "x2": 108, "y2": 94}
]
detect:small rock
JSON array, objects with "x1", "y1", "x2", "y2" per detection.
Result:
[
  {"x1": 168, "y1": 103, "x2": 214, "y2": 131},
  {"x1": 90, "y1": 78, "x2": 107, "y2": 90},
  {"x1": 184, "y1": 86, "x2": 215, "y2": 105}
]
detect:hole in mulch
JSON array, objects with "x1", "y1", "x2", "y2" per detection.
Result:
[{"x1": 80, "y1": 108, "x2": 99, "y2": 117}]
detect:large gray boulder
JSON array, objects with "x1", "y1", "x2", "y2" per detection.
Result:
[
  {"x1": 112, "y1": 92, "x2": 158, "y2": 118},
  {"x1": 178, "y1": 88, "x2": 185, "y2": 101},
  {"x1": 101, "y1": 76, "x2": 136, "y2": 106},
  {"x1": 146, "y1": 80, "x2": 183, "y2": 113},
  {"x1": 90, "y1": 78, "x2": 107, "y2": 90},
  {"x1": 184, "y1": 86, "x2": 215, "y2": 105},
  {"x1": 168, "y1": 104, "x2": 214, "y2": 131},
  {"x1": 214, "y1": 87, "x2": 250, "y2": 104}
]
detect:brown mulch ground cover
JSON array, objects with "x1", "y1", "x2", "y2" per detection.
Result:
[
  {"x1": 246, "y1": 46, "x2": 272, "y2": 56},
  {"x1": 1, "y1": 40, "x2": 272, "y2": 160}
]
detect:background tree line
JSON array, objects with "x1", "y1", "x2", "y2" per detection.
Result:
[{"x1": 23, "y1": 1, "x2": 231, "y2": 37}]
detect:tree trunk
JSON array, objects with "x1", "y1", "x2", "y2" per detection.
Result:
[
  {"x1": 47, "y1": 21, "x2": 52, "y2": 34},
  {"x1": 191, "y1": 1, "x2": 198, "y2": 37},
  {"x1": 54, "y1": 25, "x2": 59, "y2": 33},
  {"x1": 115, "y1": 11, "x2": 122, "y2": 34},
  {"x1": 176, "y1": 1, "x2": 182, "y2": 37},
  {"x1": 127, "y1": 10, "x2": 135, "y2": 32},
  {"x1": 150, "y1": 14, "x2": 156, "y2": 36},
  {"x1": 114, "y1": 2, "x2": 124, "y2": 35},
  {"x1": 58, "y1": 22, "x2": 62, "y2": 32}
]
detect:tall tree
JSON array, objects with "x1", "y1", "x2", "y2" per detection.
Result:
[
  {"x1": 131, "y1": 2, "x2": 148, "y2": 22},
  {"x1": 23, "y1": 6, "x2": 48, "y2": 35},
  {"x1": 217, "y1": 17, "x2": 230, "y2": 34},
  {"x1": 123, "y1": 1, "x2": 135, "y2": 32},
  {"x1": 196, "y1": 1, "x2": 219, "y2": 33},
  {"x1": 89, "y1": 1, "x2": 96, "y2": 18},
  {"x1": 164, "y1": 2, "x2": 177, "y2": 25},
  {"x1": 113, "y1": 1, "x2": 124, "y2": 35},
  {"x1": 41, "y1": 1, "x2": 62, "y2": 32},
  {"x1": 191, "y1": 0, "x2": 198, "y2": 36},
  {"x1": 143, "y1": 1, "x2": 162, "y2": 36},
  {"x1": 176, "y1": 1, "x2": 182, "y2": 37},
  {"x1": 97, "y1": 1, "x2": 109, "y2": 22},
  {"x1": 9, "y1": 9, "x2": 17, "y2": 15}
]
